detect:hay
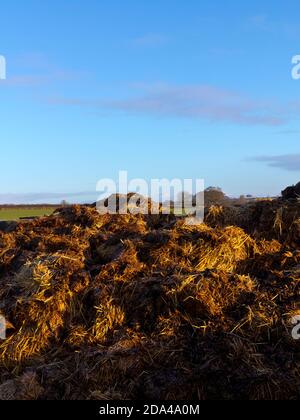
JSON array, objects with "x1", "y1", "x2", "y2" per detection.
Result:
[
  {"x1": 205, "y1": 199, "x2": 300, "y2": 244},
  {"x1": 0, "y1": 204, "x2": 299, "y2": 400},
  {"x1": 205, "y1": 205, "x2": 242, "y2": 228}
]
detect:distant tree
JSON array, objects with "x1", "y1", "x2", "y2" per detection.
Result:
[
  {"x1": 204, "y1": 187, "x2": 227, "y2": 206},
  {"x1": 60, "y1": 200, "x2": 68, "y2": 207},
  {"x1": 237, "y1": 195, "x2": 247, "y2": 205},
  {"x1": 282, "y1": 182, "x2": 300, "y2": 200},
  {"x1": 205, "y1": 186, "x2": 223, "y2": 192}
]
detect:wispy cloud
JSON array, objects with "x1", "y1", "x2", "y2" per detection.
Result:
[
  {"x1": 0, "y1": 75, "x2": 47, "y2": 87},
  {"x1": 248, "y1": 154, "x2": 300, "y2": 171},
  {"x1": 0, "y1": 71, "x2": 79, "y2": 87},
  {"x1": 0, "y1": 191, "x2": 95, "y2": 205},
  {"x1": 248, "y1": 15, "x2": 300, "y2": 38},
  {"x1": 131, "y1": 33, "x2": 169, "y2": 47},
  {"x1": 0, "y1": 53, "x2": 86, "y2": 88},
  {"x1": 47, "y1": 83, "x2": 288, "y2": 126}
]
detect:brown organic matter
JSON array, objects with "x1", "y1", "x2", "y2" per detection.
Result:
[{"x1": 0, "y1": 200, "x2": 299, "y2": 400}]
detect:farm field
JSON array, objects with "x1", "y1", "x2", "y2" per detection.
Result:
[{"x1": 0, "y1": 207, "x2": 55, "y2": 221}]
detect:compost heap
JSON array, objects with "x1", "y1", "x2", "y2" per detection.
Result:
[{"x1": 0, "y1": 200, "x2": 299, "y2": 400}]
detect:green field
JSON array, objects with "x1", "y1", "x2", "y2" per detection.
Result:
[{"x1": 0, "y1": 207, "x2": 55, "y2": 221}]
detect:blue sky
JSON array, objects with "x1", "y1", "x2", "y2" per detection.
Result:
[{"x1": 1, "y1": 0, "x2": 300, "y2": 203}]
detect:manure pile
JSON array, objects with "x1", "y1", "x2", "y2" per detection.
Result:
[{"x1": 0, "y1": 202, "x2": 299, "y2": 400}]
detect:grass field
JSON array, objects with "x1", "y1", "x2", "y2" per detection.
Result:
[{"x1": 0, "y1": 207, "x2": 55, "y2": 221}]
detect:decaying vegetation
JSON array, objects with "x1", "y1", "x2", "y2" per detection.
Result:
[{"x1": 0, "y1": 196, "x2": 299, "y2": 400}]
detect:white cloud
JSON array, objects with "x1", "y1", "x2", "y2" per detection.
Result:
[
  {"x1": 248, "y1": 154, "x2": 300, "y2": 171},
  {"x1": 48, "y1": 83, "x2": 288, "y2": 127}
]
